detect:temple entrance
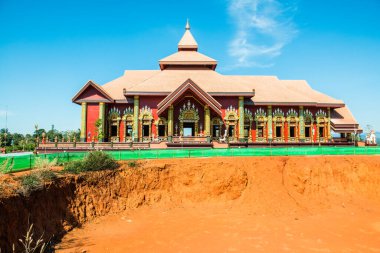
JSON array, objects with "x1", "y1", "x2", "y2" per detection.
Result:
[
  {"x1": 179, "y1": 100, "x2": 200, "y2": 137},
  {"x1": 183, "y1": 122, "x2": 195, "y2": 136}
]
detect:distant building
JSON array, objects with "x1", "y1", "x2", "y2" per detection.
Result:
[{"x1": 72, "y1": 21, "x2": 361, "y2": 146}]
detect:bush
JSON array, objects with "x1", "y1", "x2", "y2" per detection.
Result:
[
  {"x1": 63, "y1": 151, "x2": 119, "y2": 173},
  {"x1": 17, "y1": 163, "x2": 58, "y2": 196},
  {"x1": 18, "y1": 174, "x2": 43, "y2": 196},
  {"x1": 34, "y1": 169, "x2": 57, "y2": 181},
  {"x1": 62, "y1": 160, "x2": 83, "y2": 174},
  {"x1": 34, "y1": 157, "x2": 57, "y2": 170},
  {"x1": 128, "y1": 161, "x2": 138, "y2": 168}
]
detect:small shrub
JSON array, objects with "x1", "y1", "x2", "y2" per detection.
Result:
[
  {"x1": 128, "y1": 160, "x2": 138, "y2": 168},
  {"x1": 17, "y1": 168, "x2": 57, "y2": 196},
  {"x1": 34, "y1": 169, "x2": 57, "y2": 181},
  {"x1": 63, "y1": 151, "x2": 119, "y2": 173},
  {"x1": 62, "y1": 160, "x2": 83, "y2": 174},
  {"x1": 18, "y1": 174, "x2": 43, "y2": 196}
]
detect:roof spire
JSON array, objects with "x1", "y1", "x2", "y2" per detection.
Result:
[{"x1": 178, "y1": 19, "x2": 198, "y2": 51}]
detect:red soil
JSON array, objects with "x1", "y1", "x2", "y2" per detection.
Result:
[{"x1": 54, "y1": 156, "x2": 380, "y2": 253}]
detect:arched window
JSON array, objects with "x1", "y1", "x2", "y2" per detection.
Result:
[
  {"x1": 122, "y1": 107, "x2": 134, "y2": 142},
  {"x1": 304, "y1": 109, "x2": 313, "y2": 142},
  {"x1": 316, "y1": 109, "x2": 327, "y2": 142},
  {"x1": 139, "y1": 105, "x2": 153, "y2": 142},
  {"x1": 108, "y1": 107, "x2": 121, "y2": 142},
  {"x1": 286, "y1": 108, "x2": 299, "y2": 142},
  {"x1": 254, "y1": 108, "x2": 267, "y2": 142},
  {"x1": 273, "y1": 108, "x2": 285, "y2": 142},
  {"x1": 155, "y1": 117, "x2": 167, "y2": 141}
]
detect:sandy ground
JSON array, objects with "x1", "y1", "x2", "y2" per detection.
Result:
[
  {"x1": 57, "y1": 203, "x2": 380, "y2": 253},
  {"x1": 52, "y1": 156, "x2": 380, "y2": 253}
]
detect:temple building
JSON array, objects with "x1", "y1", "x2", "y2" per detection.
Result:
[{"x1": 72, "y1": 21, "x2": 361, "y2": 147}]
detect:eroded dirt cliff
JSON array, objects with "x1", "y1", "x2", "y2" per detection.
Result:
[{"x1": 1, "y1": 156, "x2": 379, "y2": 252}]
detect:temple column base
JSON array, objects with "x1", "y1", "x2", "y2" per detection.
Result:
[
  {"x1": 80, "y1": 138, "x2": 86, "y2": 142},
  {"x1": 168, "y1": 136, "x2": 173, "y2": 142}
]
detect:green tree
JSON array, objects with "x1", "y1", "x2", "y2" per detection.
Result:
[{"x1": 95, "y1": 119, "x2": 103, "y2": 141}]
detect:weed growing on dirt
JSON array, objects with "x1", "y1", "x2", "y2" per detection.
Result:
[
  {"x1": 0, "y1": 223, "x2": 48, "y2": 253},
  {"x1": 34, "y1": 157, "x2": 57, "y2": 170},
  {"x1": 128, "y1": 161, "x2": 138, "y2": 168},
  {"x1": 18, "y1": 223, "x2": 47, "y2": 253},
  {"x1": 63, "y1": 151, "x2": 119, "y2": 173},
  {"x1": 0, "y1": 158, "x2": 14, "y2": 175}
]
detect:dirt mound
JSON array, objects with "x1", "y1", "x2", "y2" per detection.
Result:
[{"x1": 1, "y1": 156, "x2": 380, "y2": 252}]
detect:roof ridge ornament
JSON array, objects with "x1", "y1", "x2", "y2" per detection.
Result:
[{"x1": 177, "y1": 20, "x2": 198, "y2": 52}]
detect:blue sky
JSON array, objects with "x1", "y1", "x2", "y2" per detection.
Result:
[{"x1": 0, "y1": 0, "x2": 379, "y2": 134}]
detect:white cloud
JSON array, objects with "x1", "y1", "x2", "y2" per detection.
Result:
[{"x1": 228, "y1": 0, "x2": 298, "y2": 68}]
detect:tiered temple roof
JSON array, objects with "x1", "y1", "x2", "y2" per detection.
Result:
[{"x1": 73, "y1": 21, "x2": 360, "y2": 132}]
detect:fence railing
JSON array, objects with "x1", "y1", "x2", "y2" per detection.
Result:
[{"x1": 1, "y1": 146, "x2": 380, "y2": 173}]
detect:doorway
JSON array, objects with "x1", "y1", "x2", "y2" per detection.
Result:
[
  {"x1": 142, "y1": 125, "x2": 150, "y2": 137},
  {"x1": 158, "y1": 125, "x2": 166, "y2": 137},
  {"x1": 183, "y1": 122, "x2": 195, "y2": 136},
  {"x1": 276, "y1": 126, "x2": 282, "y2": 137},
  {"x1": 228, "y1": 125, "x2": 235, "y2": 138}
]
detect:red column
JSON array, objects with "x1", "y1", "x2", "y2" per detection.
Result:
[{"x1": 284, "y1": 121, "x2": 288, "y2": 143}]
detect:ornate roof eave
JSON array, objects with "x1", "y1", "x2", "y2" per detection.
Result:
[
  {"x1": 159, "y1": 62, "x2": 217, "y2": 71},
  {"x1": 157, "y1": 78, "x2": 222, "y2": 116},
  {"x1": 331, "y1": 125, "x2": 363, "y2": 133},
  {"x1": 252, "y1": 101, "x2": 345, "y2": 108},
  {"x1": 123, "y1": 91, "x2": 255, "y2": 97},
  {"x1": 72, "y1": 80, "x2": 114, "y2": 105}
]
